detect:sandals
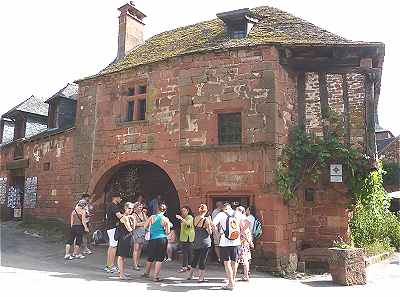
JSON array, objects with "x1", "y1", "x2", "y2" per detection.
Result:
[
  {"x1": 141, "y1": 273, "x2": 150, "y2": 278},
  {"x1": 153, "y1": 277, "x2": 163, "y2": 282},
  {"x1": 178, "y1": 267, "x2": 188, "y2": 273},
  {"x1": 132, "y1": 266, "x2": 140, "y2": 271}
]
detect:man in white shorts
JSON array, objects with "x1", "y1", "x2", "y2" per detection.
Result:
[{"x1": 104, "y1": 194, "x2": 122, "y2": 273}]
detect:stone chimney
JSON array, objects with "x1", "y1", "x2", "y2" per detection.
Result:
[{"x1": 117, "y1": 2, "x2": 146, "y2": 60}]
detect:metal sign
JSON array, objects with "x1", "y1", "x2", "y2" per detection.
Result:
[{"x1": 330, "y1": 164, "x2": 343, "y2": 183}]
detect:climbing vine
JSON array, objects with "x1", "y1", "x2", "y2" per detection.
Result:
[
  {"x1": 275, "y1": 127, "x2": 368, "y2": 203},
  {"x1": 275, "y1": 126, "x2": 400, "y2": 251}
]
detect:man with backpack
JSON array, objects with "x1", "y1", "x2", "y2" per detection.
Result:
[{"x1": 212, "y1": 203, "x2": 241, "y2": 291}]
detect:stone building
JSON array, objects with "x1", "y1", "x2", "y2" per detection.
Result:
[
  {"x1": 0, "y1": 3, "x2": 385, "y2": 271},
  {"x1": 375, "y1": 120, "x2": 400, "y2": 192}
]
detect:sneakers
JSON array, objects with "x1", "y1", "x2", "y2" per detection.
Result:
[
  {"x1": 64, "y1": 254, "x2": 74, "y2": 260},
  {"x1": 74, "y1": 254, "x2": 86, "y2": 259},
  {"x1": 104, "y1": 266, "x2": 119, "y2": 273},
  {"x1": 83, "y1": 249, "x2": 92, "y2": 255}
]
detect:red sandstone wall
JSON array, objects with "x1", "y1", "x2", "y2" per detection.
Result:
[
  {"x1": 73, "y1": 46, "x2": 297, "y2": 268},
  {"x1": 0, "y1": 130, "x2": 75, "y2": 222}
]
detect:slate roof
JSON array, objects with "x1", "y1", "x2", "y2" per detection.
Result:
[
  {"x1": 80, "y1": 6, "x2": 383, "y2": 80},
  {"x1": 1, "y1": 120, "x2": 14, "y2": 144},
  {"x1": 377, "y1": 138, "x2": 396, "y2": 153},
  {"x1": 46, "y1": 83, "x2": 78, "y2": 103},
  {"x1": 3, "y1": 95, "x2": 48, "y2": 118}
]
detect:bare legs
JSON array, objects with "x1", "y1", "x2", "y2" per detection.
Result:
[
  {"x1": 117, "y1": 256, "x2": 125, "y2": 279},
  {"x1": 65, "y1": 244, "x2": 71, "y2": 256},
  {"x1": 243, "y1": 260, "x2": 250, "y2": 280},
  {"x1": 144, "y1": 261, "x2": 162, "y2": 280},
  {"x1": 154, "y1": 261, "x2": 162, "y2": 279},
  {"x1": 215, "y1": 247, "x2": 221, "y2": 262},
  {"x1": 223, "y1": 260, "x2": 238, "y2": 289},
  {"x1": 73, "y1": 244, "x2": 81, "y2": 256},
  {"x1": 107, "y1": 246, "x2": 117, "y2": 268},
  {"x1": 132, "y1": 243, "x2": 143, "y2": 269}
]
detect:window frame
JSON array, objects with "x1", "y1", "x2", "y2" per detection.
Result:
[
  {"x1": 217, "y1": 112, "x2": 243, "y2": 145},
  {"x1": 124, "y1": 82, "x2": 148, "y2": 122}
]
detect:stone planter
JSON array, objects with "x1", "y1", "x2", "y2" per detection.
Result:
[{"x1": 328, "y1": 248, "x2": 366, "y2": 286}]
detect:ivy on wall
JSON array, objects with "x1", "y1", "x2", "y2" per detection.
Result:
[{"x1": 275, "y1": 125, "x2": 400, "y2": 250}]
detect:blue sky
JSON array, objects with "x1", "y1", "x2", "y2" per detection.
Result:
[{"x1": 1, "y1": 0, "x2": 398, "y2": 135}]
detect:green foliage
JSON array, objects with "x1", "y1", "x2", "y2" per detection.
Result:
[
  {"x1": 275, "y1": 125, "x2": 400, "y2": 254},
  {"x1": 363, "y1": 239, "x2": 394, "y2": 257},
  {"x1": 383, "y1": 162, "x2": 400, "y2": 187},
  {"x1": 275, "y1": 127, "x2": 368, "y2": 203},
  {"x1": 349, "y1": 166, "x2": 400, "y2": 250},
  {"x1": 333, "y1": 236, "x2": 354, "y2": 249}
]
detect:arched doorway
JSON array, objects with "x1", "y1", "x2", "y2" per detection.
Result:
[{"x1": 92, "y1": 160, "x2": 180, "y2": 227}]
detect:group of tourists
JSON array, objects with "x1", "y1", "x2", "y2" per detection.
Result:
[{"x1": 64, "y1": 192, "x2": 262, "y2": 291}]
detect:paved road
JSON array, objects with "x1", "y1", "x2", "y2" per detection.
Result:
[{"x1": 1, "y1": 222, "x2": 399, "y2": 296}]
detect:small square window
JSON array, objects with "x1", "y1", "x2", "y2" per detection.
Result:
[
  {"x1": 43, "y1": 162, "x2": 50, "y2": 171},
  {"x1": 128, "y1": 87, "x2": 135, "y2": 96},
  {"x1": 218, "y1": 113, "x2": 242, "y2": 145}
]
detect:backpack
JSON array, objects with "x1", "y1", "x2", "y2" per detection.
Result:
[
  {"x1": 223, "y1": 212, "x2": 240, "y2": 240},
  {"x1": 252, "y1": 217, "x2": 263, "y2": 240}
]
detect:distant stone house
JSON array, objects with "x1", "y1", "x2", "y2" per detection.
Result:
[
  {"x1": 375, "y1": 121, "x2": 400, "y2": 191},
  {"x1": 0, "y1": 3, "x2": 386, "y2": 271}
]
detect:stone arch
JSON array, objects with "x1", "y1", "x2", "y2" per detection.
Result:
[
  {"x1": 88, "y1": 153, "x2": 181, "y2": 198},
  {"x1": 88, "y1": 153, "x2": 183, "y2": 226}
]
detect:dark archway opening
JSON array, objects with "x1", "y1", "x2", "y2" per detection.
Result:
[{"x1": 96, "y1": 161, "x2": 180, "y2": 228}]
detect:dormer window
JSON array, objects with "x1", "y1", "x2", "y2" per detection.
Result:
[{"x1": 217, "y1": 8, "x2": 258, "y2": 39}]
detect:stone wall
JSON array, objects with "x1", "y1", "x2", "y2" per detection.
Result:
[
  {"x1": 304, "y1": 72, "x2": 366, "y2": 148},
  {"x1": 0, "y1": 130, "x2": 75, "y2": 222},
  {"x1": 73, "y1": 46, "x2": 298, "y2": 270}
]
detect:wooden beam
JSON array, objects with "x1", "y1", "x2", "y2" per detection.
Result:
[
  {"x1": 297, "y1": 73, "x2": 306, "y2": 129},
  {"x1": 318, "y1": 73, "x2": 330, "y2": 141},
  {"x1": 341, "y1": 74, "x2": 351, "y2": 146},
  {"x1": 280, "y1": 56, "x2": 360, "y2": 68},
  {"x1": 364, "y1": 73, "x2": 377, "y2": 159}
]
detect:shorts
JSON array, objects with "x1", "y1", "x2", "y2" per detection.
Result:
[
  {"x1": 107, "y1": 228, "x2": 118, "y2": 248},
  {"x1": 66, "y1": 225, "x2": 84, "y2": 246},
  {"x1": 147, "y1": 238, "x2": 168, "y2": 262},
  {"x1": 220, "y1": 246, "x2": 240, "y2": 262},
  {"x1": 168, "y1": 242, "x2": 178, "y2": 251},
  {"x1": 213, "y1": 230, "x2": 221, "y2": 246}
]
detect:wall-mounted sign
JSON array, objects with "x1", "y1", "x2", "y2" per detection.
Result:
[
  {"x1": 24, "y1": 176, "x2": 38, "y2": 209},
  {"x1": 7, "y1": 186, "x2": 17, "y2": 208},
  {"x1": 0, "y1": 177, "x2": 7, "y2": 205},
  {"x1": 14, "y1": 208, "x2": 22, "y2": 218},
  {"x1": 330, "y1": 164, "x2": 343, "y2": 183}
]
